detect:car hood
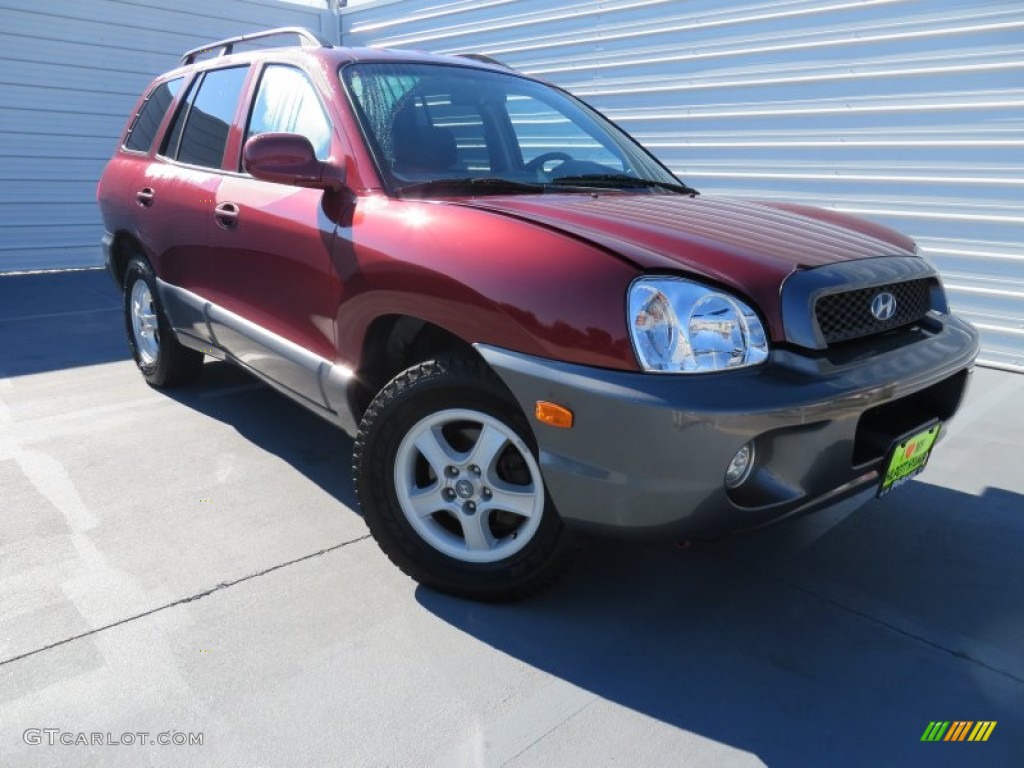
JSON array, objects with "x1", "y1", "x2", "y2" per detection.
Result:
[{"x1": 457, "y1": 193, "x2": 917, "y2": 334}]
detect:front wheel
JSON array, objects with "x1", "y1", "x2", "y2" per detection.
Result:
[{"x1": 354, "y1": 357, "x2": 576, "y2": 601}]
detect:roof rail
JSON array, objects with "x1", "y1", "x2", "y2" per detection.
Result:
[
  {"x1": 180, "y1": 27, "x2": 331, "y2": 65},
  {"x1": 456, "y1": 53, "x2": 514, "y2": 70}
]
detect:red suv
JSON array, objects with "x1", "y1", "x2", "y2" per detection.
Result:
[{"x1": 98, "y1": 28, "x2": 979, "y2": 600}]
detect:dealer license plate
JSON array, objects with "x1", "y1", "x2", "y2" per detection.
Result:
[{"x1": 878, "y1": 422, "x2": 941, "y2": 498}]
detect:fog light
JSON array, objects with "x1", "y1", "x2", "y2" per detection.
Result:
[{"x1": 724, "y1": 442, "x2": 755, "y2": 488}]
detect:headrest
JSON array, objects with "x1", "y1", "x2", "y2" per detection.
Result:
[
  {"x1": 393, "y1": 123, "x2": 458, "y2": 173},
  {"x1": 390, "y1": 99, "x2": 458, "y2": 173}
]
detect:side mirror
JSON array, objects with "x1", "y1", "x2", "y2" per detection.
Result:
[{"x1": 243, "y1": 133, "x2": 346, "y2": 191}]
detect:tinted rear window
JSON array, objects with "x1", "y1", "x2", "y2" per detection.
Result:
[
  {"x1": 124, "y1": 78, "x2": 183, "y2": 152},
  {"x1": 164, "y1": 66, "x2": 249, "y2": 169}
]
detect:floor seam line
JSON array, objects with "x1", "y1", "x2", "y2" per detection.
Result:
[
  {"x1": 499, "y1": 695, "x2": 598, "y2": 767},
  {"x1": 0, "y1": 534, "x2": 371, "y2": 668}
]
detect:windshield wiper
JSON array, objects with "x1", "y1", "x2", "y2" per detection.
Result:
[
  {"x1": 395, "y1": 177, "x2": 547, "y2": 197},
  {"x1": 551, "y1": 174, "x2": 699, "y2": 196}
]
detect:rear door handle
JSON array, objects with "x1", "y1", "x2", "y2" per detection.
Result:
[
  {"x1": 214, "y1": 202, "x2": 239, "y2": 229},
  {"x1": 136, "y1": 187, "x2": 155, "y2": 207}
]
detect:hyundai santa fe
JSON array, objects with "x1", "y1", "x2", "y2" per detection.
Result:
[{"x1": 97, "y1": 28, "x2": 980, "y2": 600}]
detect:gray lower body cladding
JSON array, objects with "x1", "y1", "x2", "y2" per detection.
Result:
[
  {"x1": 155, "y1": 278, "x2": 359, "y2": 435},
  {"x1": 476, "y1": 315, "x2": 979, "y2": 539}
]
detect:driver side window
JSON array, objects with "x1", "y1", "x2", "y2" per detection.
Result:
[
  {"x1": 245, "y1": 65, "x2": 332, "y2": 163},
  {"x1": 506, "y1": 95, "x2": 623, "y2": 170}
]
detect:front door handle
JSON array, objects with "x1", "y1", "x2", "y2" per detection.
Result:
[
  {"x1": 136, "y1": 187, "x2": 155, "y2": 207},
  {"x1": 214, "y1": 202, "x2": 239, "y2": 229}
]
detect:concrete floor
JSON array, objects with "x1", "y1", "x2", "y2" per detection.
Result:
[{"x1": 1, "y1": 269, "x2": 1022, "y2": 767}]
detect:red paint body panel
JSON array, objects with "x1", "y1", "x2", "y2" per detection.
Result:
[
  {"x1": 759, "y1": 201, "x2": 918, "y2": 254},
  {"x1": 143, "y1": 162, "x2": 219, "y2": 290},
  {"x1": 334, "y1": 196, "x2": 639, "y2": 370},
  {"x1": 457, "y1": 194, "x2": 916, "y2": 342},
  {"x1": 208, "y1": 177, "x2": 338, "y2": 362}
]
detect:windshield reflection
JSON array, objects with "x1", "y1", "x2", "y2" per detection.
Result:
[{"x1": 341, "y1": 62, "x2": 686, "y2": 196}]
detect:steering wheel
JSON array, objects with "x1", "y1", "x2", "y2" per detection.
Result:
[{"x1": 524, "y1": 151, "x2": 574, "y2": 175}]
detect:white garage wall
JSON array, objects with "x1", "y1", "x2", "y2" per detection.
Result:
[
  {"x1": 0, "y1": 0, "x2": 335, "y2": 274},
  {"x1": 341, "y1": 0, "x2": 1024, "y2": 372}
]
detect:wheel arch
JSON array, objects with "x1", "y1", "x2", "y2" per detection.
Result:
[
  {"x1": 351, "y1": 313, "x2": 490, "y2": 419},
  {"x1": 108, "y1": 231, "x2": 150, "y2": 286}
]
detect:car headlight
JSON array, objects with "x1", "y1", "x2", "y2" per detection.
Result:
[{"x1": 628, "y1": 277, "x2": 769, "y2": 373}]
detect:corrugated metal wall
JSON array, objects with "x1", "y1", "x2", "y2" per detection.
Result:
[
  {"x1": 0, "y1": 0, "x2": 334, "y2": 274},
  {"x1": 342, "y1": 0, "x2": 1024, "y2": 372}
]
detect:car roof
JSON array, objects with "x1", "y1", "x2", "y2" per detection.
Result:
[{"x1": 164, "y1": 42, "x2": 513, "y2": 79}]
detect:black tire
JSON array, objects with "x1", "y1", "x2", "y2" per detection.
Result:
[
  {"x1": 354, "y1": 357, "x2": 577, "y2": 601},
  {"x1": 123, "y1": 257, "x2": 203, "y2": 387}
]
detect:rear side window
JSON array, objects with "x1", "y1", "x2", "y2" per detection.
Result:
[
  {"x1": 124, "y1": 78, "x2": 183, "y2": 152},
  {"x1": 162, "y1": 66, "x2": 249, "y2": 169},
  {"x1": 245, "y1": 65, "x2": 332, "y2": 162}
]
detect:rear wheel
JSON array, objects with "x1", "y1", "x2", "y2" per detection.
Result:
[
  {"x1": 354, "y1": 357, "x2": 576, "y2": 601},
  {"x1": 123, "y1": 257, "x2": 202, "y2": 387}
]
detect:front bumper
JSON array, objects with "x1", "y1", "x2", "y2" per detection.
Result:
[{"x1": 476, "y1": 315, "x2": 979, "y2": 539}]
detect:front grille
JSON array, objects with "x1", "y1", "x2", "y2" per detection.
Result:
[{"x1": 815, "y1": 278, "x2": 934, "y2": 345}]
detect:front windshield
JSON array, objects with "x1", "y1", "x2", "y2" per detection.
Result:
[{"x1": 340, "y1": 61, "x2": 687, "y2": 195}]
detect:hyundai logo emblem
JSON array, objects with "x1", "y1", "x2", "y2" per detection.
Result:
[
  {"x1": 870, "y1": 291, "x2": 897, "y2": 321},
  {"x1": 455, "y1": 479, "x2": 475, "y2": 499}
]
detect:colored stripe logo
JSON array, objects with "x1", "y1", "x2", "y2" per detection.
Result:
[{"x1": 921, "y1": 721, "x2": 996, "y2": 742}]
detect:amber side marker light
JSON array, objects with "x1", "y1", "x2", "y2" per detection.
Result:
[{"x1": 535, "y1": 401, "x2": 574, "y2": 428}]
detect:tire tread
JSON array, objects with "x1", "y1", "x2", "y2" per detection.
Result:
[{"x1": 353, "y1": 356, "x2": 577, "y2": 602}]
